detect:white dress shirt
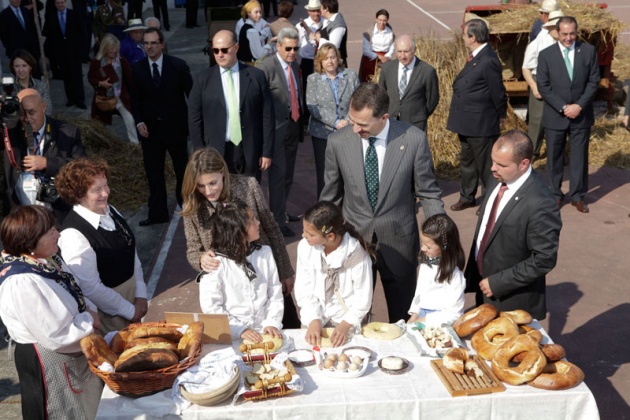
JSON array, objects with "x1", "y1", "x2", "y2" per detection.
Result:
[
  {"x1": 220, "y1": 62, "x2": 240, "y2": 142},
  {"x1": 360, "y1": 119, "x2": 389, "y2": 179},
  {"x1": 319, "y1": 13, "x2": 346, "y2": 49},
  {"x1": 59, "y1": 204, "x2": 146, "y2": 321},
  {"x1": 0, "y1": 257, "x2": 96, "y2": 353},
  {"x1": 148, "y1": 53, "x2": 164, "y2": 75},
  {"x1": 294, "y1": 234, "x2": 373, "y2": 329},
  {"x1": 15, "y1": 121, "x2": 48, "y2": 207},
  {"x1": 276, "y1": 52, "x2": 300, "y2": 105},
  {"x1": 471, "y1": 42, "x2": 488, "y2": 58},
  {"x1": 557, "y1": 41, "x2": 575, "y2": 67},
  {"x1": 398, "y1": 56, "x2": 416, "y2": 86},
  {"x1": 199, "y1": 245, "x2": 284, "y2": 339},
  {"x1": 408, "y1": 263, "x2": 466, "y2": 326},
  {"x1": 298, "y1": 16, "x2": 326, "y2": 60},
  {"x1": 522, "y1": 28, "x2": 555, "y2": 74},
  {"x1": 362, "y1": 23, "x2": 395, "y2": 60}
]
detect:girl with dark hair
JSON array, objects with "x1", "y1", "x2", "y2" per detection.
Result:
[
  {"x1": 198, "y1": 200, "x2": 284, "y2": 342},
  {"x1": 294, "y1": 201, "x2": 373, "y2": 347},
  {"x1": 407, "y1": 214, "x2": 466, "y2": 325}
]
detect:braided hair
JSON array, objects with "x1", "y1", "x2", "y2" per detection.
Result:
[{"x1": 420, "y1": 214, "x2": 465, "y2": 283}]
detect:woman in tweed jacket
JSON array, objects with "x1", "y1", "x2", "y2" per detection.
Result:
[
  {"x1": 306, "y1": 44, "x2": 359, "y2": 197},
  {"x1": 181, "y1": 147, "x2": 300, "y2": 328}
]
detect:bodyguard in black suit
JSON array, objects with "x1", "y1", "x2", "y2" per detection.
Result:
[
  {"x1": 447, "y1": 19, "x2": 507, "y2": 212},
  {"x1": 537, "y1": 16, "x2": 599, "y2": 213},
  {"x1": 188, "y1": 30, "x2": 274, "y2": 180},
  {"x1": 0, "y1": 0, "x2": 41, "y2": 61},
  {"x1": 465, "y1": 130, "x2": 562, "y2": 320},
  {"x1": 42, "y1": 0, "x2": 86, "y2": 108},
  {"x1": 131, "y1": 28, "x2": 193, "y2": 226}
]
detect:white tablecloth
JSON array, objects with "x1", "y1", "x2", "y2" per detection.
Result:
[{"x1": 96, "y1": 324, "x2": 599, "y2": 419}]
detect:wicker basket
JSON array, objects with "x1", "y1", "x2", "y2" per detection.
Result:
[
  {"x1": 86, "y1": 322, "x2": 202, "y2": 397},
  {"x1": 180, "y1": 365, "x2": 241, "y2": 406},
  {"x1": 241, "y1": 354, "x2": 297, "y2": 401}
]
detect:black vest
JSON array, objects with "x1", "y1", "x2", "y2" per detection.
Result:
[
  {"x1": 320, "y1": 13, "x2": 348, "y2": 64},
  {"x1": 62, "y1": 208, "x2": 136, "y2": 288},
  {"x1": 237, "y1": 23, "x2": 254, "y2": 62}
]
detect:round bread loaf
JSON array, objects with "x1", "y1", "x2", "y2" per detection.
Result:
[
  {"x1": 452, "y1": 304, "x2": 498, "y2": 337},
  {"x1": 499, "y1": 310, "x2": 533, "y2": 325},
  {"x1": 124, "y1": 337, "x2": 177, "y2": 351},
  {"x1": 80, "y1": 333, "x2": 118, "y2": 366},
  {"x1": 362, "y1": 322, "x2": 403, "y2": 340},
  {"x1": 114, "y1": 347, "x2": 179, "y2": 372},
  {"x1": 528, "y1": 360, "x2": 584, "y2": 390},
  {"x1": 127, "y1": 326, "x2": 183, "y2": 343}
]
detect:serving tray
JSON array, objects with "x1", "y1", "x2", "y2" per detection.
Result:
[{"x1": 430, "y1": 356, "x2": 505, "y2": 397}]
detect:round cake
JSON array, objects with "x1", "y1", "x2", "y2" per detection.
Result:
[{"x1": 362, "y1": 322, "x2": 403, "y2": 340}]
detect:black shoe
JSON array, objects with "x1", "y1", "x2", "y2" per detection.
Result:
[
  {"x1": 164, "y1": 25, "x2": 170, "y2": 31},
  {"x1": 279, "y1": 225, "x2": 295, "y2": 237},
  {"x1": 66, "y1": 101, "x2": 75, "y2": 107},
  {"x1": 285, "y1": 213, "x2": 300, "y2": 223},
  {"x1": 76, "y1": 104, "x2": 87, "y2": 110},
  {"x1": 139, "y1": 217, "x2": 168, "y2": 227}
]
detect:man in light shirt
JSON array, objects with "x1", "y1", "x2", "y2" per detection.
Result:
[{"x1": 315, "y1": 0, "x2": 347, "y2": 66}]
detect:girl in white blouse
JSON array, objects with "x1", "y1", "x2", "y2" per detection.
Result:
[
  {"x1": 407, "y1": 214, "x2": 466, "y2": 326},
  {"x1": 198, "y1": 200, "x2": 284, "y2": 342},
  {"x1": 295, "y1": 201, "x2": 373, "y2": 348}
]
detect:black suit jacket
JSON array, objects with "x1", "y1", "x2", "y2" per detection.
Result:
[
  {"x1": 188, "y1": 62, "x2": 274, "y2": 176},
  {"x1": 2, "y1": 118, "x2": 86, "y2": 218},
  {"x1": 464, "y1": 171, "x2": 562, "y2": 320},
  {"x1": 131, "y1": 55, "x2": 193, "y2": 136},
  {"x1": 379, "y1": 58, "x2": 439, "y2": 130},
  {"x1": 42, "y1": 7, "x2": 83, "y2": 55},
  {"x1": 537, "y1": 41, "x2": 600, "y2": 130},
  {"x1": 0, "y1": 5, "x2": 40, "y2": 59},
  {"x1": 446, "y1": 45, "x2": 507, "y2": 137}
]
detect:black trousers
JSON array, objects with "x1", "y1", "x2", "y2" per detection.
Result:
[
  {"x1": 127, "y1": 0, "x2": 143, "y2": 19},
  {"x1": 545, "y1": 126, "x2": 590, "y2": 202},
  {"x1": 140, "y1": 121, "x2": 188, "y2": 220},
  {"x1": 312, "y1": 136, "x2": 327, "y2": 199},
  {"x1": 282, "y1": 294, "x2": 301, "y2": 329},
  {"x1": 61, "y1": 53, "x2": 86, "y2": 106},
  {"x1": 185, "y1": 0, "x2": 198, "y2": 26},
  {"x1": 152, "y1": 0, "x2": 170, "y2": 28},
  {"x1": 261, "y1": 0, "x2": 277, "y2": 17},
  {"x1": 15, "y1": 343, "x2": 46, "y2": 420},
  {"x1": 458, "y1": 134, "x2": 497, "y2": 203},
  {"x1": 269, "y1": 119, "x2": 300, "y2": 226}
]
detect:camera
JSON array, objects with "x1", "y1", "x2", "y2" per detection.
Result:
[
  {"x1": 36, "y1": 177, "x2": 60, "y2": 204},
  {"x1": 1, "y1": 76, "x2": 20, "y2": 129}
]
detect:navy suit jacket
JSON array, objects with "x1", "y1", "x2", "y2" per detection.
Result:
[
  {"x1": 537, "y1": 41, "x2": 600, "y2": 130},
  {"x1": 446, "y1": 45, "x2": 507, "y2": 137},
  {"x1": 0, "y1": 5, "x2": 40, "y2": 58}
]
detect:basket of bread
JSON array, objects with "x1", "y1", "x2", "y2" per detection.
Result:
[{"x1": 80, "y1": 321, "x2": 204, "y2": 397}]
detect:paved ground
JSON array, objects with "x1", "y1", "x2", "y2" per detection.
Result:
[{"x1": 1, "y1": 0, "x2": 630, "y2": 418}]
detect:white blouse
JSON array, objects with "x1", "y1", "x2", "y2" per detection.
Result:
[
  {"x1": 362, "y1": 24, "x2": 395, "y2": 60},
  {"x1": 0, "y1": 258, "x2": 96, "y2": 353},
  {"x1": 59, "y1": 204, "x2": 146, "y2": 321},
  {"x1": 408, "y1": 263, "x2": 466, "y2": 326},
  {"x1": 294, "y1": 233, "x2": 373, "y2": 330},
  {"x1": 199, "y1": 245, "x2": 283, "y2": 339}
]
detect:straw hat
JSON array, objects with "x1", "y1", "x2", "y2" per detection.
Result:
[
  {"x1": 538, "y1": 0, "x2": 560, "y2": 14},
  {"x1": 542, "y1": 9, "x2": 564, "y2": 27},
  {"x1": 304, "y1": 0, "x2": 321, "y2": 11},
  {"x1": 123, "y1": 18, "x2": 148, "y2": 32}
]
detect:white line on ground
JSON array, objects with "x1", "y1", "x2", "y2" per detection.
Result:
[
  {"x1": 404, "y1": 0, "x2": 453, "y2": 31},
  {"x1": 146, "y1": 210, "x2": 181, "y2": 300}
]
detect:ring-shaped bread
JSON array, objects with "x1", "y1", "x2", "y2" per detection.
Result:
[
  {"x1": 471, "y1": 316, "x2": 519, "y2": 360},
  {"x1": 528, "y1": 360, "x2": 584, "y2": 390},
  {"x1": 491, "y1": 334, "x2": 546, "y2": 385}
]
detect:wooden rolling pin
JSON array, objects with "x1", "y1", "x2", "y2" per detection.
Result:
[
  {"x1": 239, "y1": 341, "x2": 275, "y2": 353},
  {"x1": 254, "y1": 372, "x2": 292, "y2": 389}
]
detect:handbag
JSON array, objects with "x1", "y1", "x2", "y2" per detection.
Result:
[{"x1": 94, "y1": 95, "x2": 117, "y2": 112}]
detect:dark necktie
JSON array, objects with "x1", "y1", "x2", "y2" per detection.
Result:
[
  {"x1": 364, "y1": 136, "x2": 379, "y2": 212},
  {"x1": 152, "y1": 62, "x2": 161, "y2": 87},
  {"x1": 476, "y1": 183, "x2": 508, "y2": 275},
  {"x1": 59, "y1": 11, "x2": 66, "y2": 36},
  {"x1": 466, "y1": 54, "x2": 473, "y2": 63}
]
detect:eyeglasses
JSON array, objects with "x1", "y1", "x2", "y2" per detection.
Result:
[
  {"x1": 284, "y1": 47, "x2": 300, "y2": 52},
  {"x1": 212, "y1": 45, "x2": 235, "y2": 55}
]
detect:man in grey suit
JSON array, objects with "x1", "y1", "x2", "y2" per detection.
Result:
[
  {"x1": 258, "y1": 27, "x2": 303, "y2": 237},
  {"x1": 464, "y1": 130, "x2": 562, "y2": 320},
  {"x1": 537, "y1": 16, "x2": 599, "y2": 213},
  {"x1": 379, "y1": 34, "x2": 439, "y2": 132},
  {"x1": 320, "y1": 83, "x2": 444, "y2": 322}
]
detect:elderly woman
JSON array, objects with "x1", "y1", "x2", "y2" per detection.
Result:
[
  {"x1": 88, "y1": 34, "x2": 138, "y2": 144},
  {"x1": 0, "y1": 205, "x2": 103, "y2": 419},
  {"x1": 306, "y1": 44, "x2": 360, "y2": 197},
  {"x1": 236, "y1": 1, "x2": 273, "y2": 63},
  {"x1": 56, "y1": 158, "x2": 148, "y2": 334},
  {"x1": 1, "y1": 49, "x2": 53, "y2": 115},
  {"x1": 359, "y1": 9, "x2": 395, "y2": 83},
  {"x1": 181, "y1": 147, "x2": 300, "y2": 328}
]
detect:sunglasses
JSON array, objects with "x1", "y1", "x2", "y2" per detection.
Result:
[
  {"x1": 212, "y1": 45, "x2": 235, "y2": 55},
  {"x1": 284, "y1": 47, "x2": 300, "y2": 52}
]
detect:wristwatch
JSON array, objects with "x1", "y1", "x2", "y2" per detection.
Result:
[{"x1": 561, "y1": 104, "x2": 568, "y2": 111}]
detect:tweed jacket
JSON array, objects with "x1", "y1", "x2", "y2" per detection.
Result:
[
  {"x1": 306, "y1": 68, "x2": 359, "y2": 139},
  {"x1": 183, "y1": 175, "x2": 294, "y2": 281}
]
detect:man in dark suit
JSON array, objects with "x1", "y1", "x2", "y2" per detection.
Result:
[
  {"x1": 464, "y1": 130, "x2": 562, "y2": 320},
  {"x1": 131, "y1": 27, "x2": 192, "y2": 226},
  {"x1": 188, "y1": 29, "x2": 274, "y2": 180},
  {"x1": 0, "y1": 0, "x2": 41, "y2": 61},
  {"x1": 537, "y1": 16, "x2": 599, "y2": 213},
  {"x1": 379, "y1": 34, "x2": 439, "y2": 132},
  {"x1": 447, "y1": 19, "x2": 507, "y2": 213},
  {"x1": 258, "y1": 27, "x2": 303, "y2": 237},
  {"x1": 320, "y1": 83, "x2": 444, "y2": 322},
  {"x1": 2, "y1": 89, "x2": 86, "y2": 223},
  {"x1": 42, "y1": 0, "x2": 86, "y2": 108}
]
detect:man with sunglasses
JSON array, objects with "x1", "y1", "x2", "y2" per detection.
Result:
[
  {"x1": 258, "y1": 27, "x2": 303, "y2": 238},
  {"x1": 189, "y1": 29, "x2": 274, "y2": 183}
]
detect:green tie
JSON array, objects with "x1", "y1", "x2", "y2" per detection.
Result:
[
  {"x1": 563, "y1": 48, "x2": 573, "y2": 81},
  {"x1": 226, "y1": 69, "x2": 242, "y2": 146},
  {"x1": 364, "y1": 136, "x2": 379, "y2": 212}
]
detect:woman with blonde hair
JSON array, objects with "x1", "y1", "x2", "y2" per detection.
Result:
[
  {"x1": 181, "y1": 147, "x2": 301, "y2": 328},
  {"x1": 236, "y1": 1, "x2": 273, "y2": 62},
  {"x1": 87, "y1": 34, "x2": 138, "y2": 144}
]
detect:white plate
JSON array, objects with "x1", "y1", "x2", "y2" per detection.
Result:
[{"x1": 319, "y1": 356, "x2": 370, "y2": 379}]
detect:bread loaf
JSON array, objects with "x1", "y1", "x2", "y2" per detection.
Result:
[
  {"x1": 127, "y1": 326, "x2": 183, "y2": 343},
  {"x1": 110, "y1": 330, "x2": 130, "y2": 353},
  {"x1": 177, "y1": 321, "x2": 204, "y2": 359},
  {"x1": 124, "y1": 337, "x2": 177, "y2": 351},
  {"x1": 114, "y1": 347, "x2": 179, "y2": 372},
  {"x1": 80, "y1": 333, "x2": 119, "y2": 367}
]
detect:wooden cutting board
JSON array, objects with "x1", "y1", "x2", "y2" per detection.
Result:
[{"x1": 431, "y1": 356, "x2": 505, "y2": 397}]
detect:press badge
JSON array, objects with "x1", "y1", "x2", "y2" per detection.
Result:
[{"x1": 22, "y1": 173, "x2": 38, "y2": 192}]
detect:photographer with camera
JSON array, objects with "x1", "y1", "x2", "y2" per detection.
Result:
[{"x1": 1, "y1": 88, "x2": 86, "y2": 224}]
